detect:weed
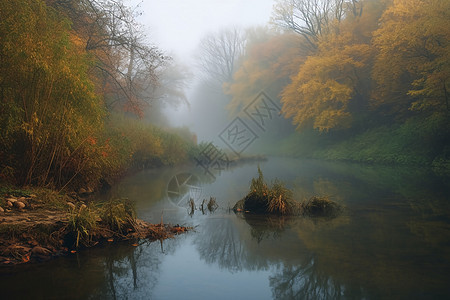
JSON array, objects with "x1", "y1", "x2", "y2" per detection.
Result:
[
  {"x1": 188, "y1": 198, "x2": 195, "y2": 216},
  {"x1": 100, "y1": 198, "x2": 136, "y2": 233},
  {"x1": 67, "y1": 203, "x2": 97, "y2": 248},
  {"x1": 207, "y1": 197, "x2": 218, "y2": 212}
]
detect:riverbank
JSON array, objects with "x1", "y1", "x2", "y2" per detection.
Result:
[
  {"x1": 272, "y1": 115, "x2": 450, "y2": 175},
  {"x1": 0, "y1": 187, "x2": 189, "y2": 266}
]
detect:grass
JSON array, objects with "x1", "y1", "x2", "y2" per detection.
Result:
[
  {"x1": 67, "y1": 203, "x2": 98, "y2": 248},
  {"x1": 99, "y1": 198, "x2": 136, "y2": 233}
]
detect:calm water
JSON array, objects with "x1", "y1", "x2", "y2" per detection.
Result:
[{"x1": 1, "y1": 158, "x2": 450, "y2": 299}]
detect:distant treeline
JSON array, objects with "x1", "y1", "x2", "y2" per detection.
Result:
[
  {"x1": 224, "y1": 0, "x2": 449, "y2": 171},
  {"x1": 0, "y1": 0, "x2": 196, "y2": 189}
]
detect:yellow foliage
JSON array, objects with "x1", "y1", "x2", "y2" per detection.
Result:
[
  {"x1": 372, "y1": 0, "x2": 450, "y2": 113},
  {"x1": 225, "y1": 31, "x2": 306, "y2": 114},
  {"x1": 281, "y1": 29, "x2": 372, "y2": 132}
]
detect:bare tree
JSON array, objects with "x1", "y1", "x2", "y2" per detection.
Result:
[
  {"x1": 49, "y1": 0, "x2": 168, "y2": 115},
  {"x1": 271, "y1": 0, "x2": 363, "y2": 48},
  {"x1": 196, "y1": 27, "x2": 247, "y2": 86}
]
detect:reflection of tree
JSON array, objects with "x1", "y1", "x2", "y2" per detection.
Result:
[
  {"x1": 195, "y1": 216, "x2": 246, "y2": 272},
  {"x1": 270, "y1": 260, "x2": 370, "y2": 300},
  {"x1": 91, "y1": 238, "x2": 180, "y2": 299},
  {"x1": 243, "y1": 214, "x2": 291, "y2": 243}
]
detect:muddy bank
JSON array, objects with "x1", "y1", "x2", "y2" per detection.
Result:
[{"x1": 0, "y1": 191, "x2": 189, "y2": 266}]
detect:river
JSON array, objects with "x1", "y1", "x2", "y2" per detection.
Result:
[{"x1": 1, "y1": 157, "x2": 449, "y2": 299}]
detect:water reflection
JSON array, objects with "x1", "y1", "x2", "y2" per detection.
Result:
[{"x1": 1, "y1": 158, "x2": 449, "y2": 299}]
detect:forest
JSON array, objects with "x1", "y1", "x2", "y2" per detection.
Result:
[
  {"x1": 0, "y1": 0, "x2": 197, "y2": 190},
  {"x1": 222, "y1": 0, "x2": 449, "y2": 172},
  {"x1": 0, "y1": 0, "x2": 449, "y2": 193}
]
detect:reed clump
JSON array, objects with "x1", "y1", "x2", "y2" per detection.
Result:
[
  {"x1": 234, "y1": 166, "x2": 298, "y2": 215},
  {"x1": 234, "y1": 166, "x2": 342, "y2": 217}
]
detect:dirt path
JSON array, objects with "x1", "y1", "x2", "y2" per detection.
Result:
[{"x1": 0, "y1": 209, "x2": 67, "y2": 226}]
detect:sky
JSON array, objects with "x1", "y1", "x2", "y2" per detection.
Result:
[
  {"x1": 131, "y1": 0, "x2": 276, "y2": 60},
  {"x1": 127, "y1": 0, "x2": 277, "y2": 136}
]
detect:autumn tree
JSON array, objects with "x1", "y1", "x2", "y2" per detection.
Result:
[
  {"x1": 280, "y1": 0, "x2": 384, "y2": 132},
  {"x1": 372, "y1": 0, "x2": 450, "y2": 116},
  {"x1": 0, "y1": 0, "x2": 104, "y2": 186},
  {"x1": 224, "y1": 27, "x2": 307, "y2": 114},
  {"x1": 48, "y1": 0, "x2": 167, "y2": 117}
]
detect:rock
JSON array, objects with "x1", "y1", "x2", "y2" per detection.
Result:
[
  {"x1": 18, "y1": 197, "x2": 26, "y2": 202},
  {"x1": 0, "y1": 207, "x2": 4, "y2": 213},
  {"x1": 31, "y1": 246, "x2": 52, "y2": 256},
  {"x1": 6, "y1": 198, "x2": 17, "y2": 203},
  {"x1": 14, "y1": 201, "x2": 26, "y2": 209},
  {"x1": 6, "y1": 201, "x2": 13, "y2": 207}
]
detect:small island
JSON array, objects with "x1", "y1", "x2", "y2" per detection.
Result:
[{"x1": 233, "y1": 167, "x2": 342, "y2": 217}]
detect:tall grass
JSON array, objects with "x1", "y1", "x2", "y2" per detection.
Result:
[
  {"x1": 243, "y1": 166, "x2": 297, "y2": 215},
  {"x1": 99, "y1": 198, "x2": 137, "y2": 233},
  {"x1": 67, "y1": 203, "x2": 97, "y2": 248}
]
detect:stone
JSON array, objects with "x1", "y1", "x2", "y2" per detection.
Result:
[
  {"x1": 31, "y1": 246, "x2": 52, "y2": 256},
  {"x1": 0, "y1": 207, "x2": 4, "y2": 213},
  {"x1": 6, "y1": 198, "x2": 17, "y2": 203},
  {"x1": 14, "y1": 201, "x2": 26, "y2": 209},
  {"x1": 6, "y1": 201, "x2": 13, "y2": 207}
]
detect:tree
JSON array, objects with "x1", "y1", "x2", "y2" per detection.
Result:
[
  {"x1": 280, "y1": 1, "x2": 379, "y2": 132},
  {"x1": 196, "y1": 27, "x2": 246, "y2": 86},
  {"x1": 48, "y1": 0, "x2": 168, "y2": 117},
  {"x1": 271, "y1": 0, "x2": 363, "y2": 48},
  {"x1": 224, "y1": 27, "x2": 307, "y2": 114},
  {"x1": 372, "y1": 0, "x2": 450, "y2": 115},
  {"x1": 0, "y1": 0, "x2": 103, "y2": 186},
  {"x1": 142, "y1": 59, "x2": 192, "y2": 126}
]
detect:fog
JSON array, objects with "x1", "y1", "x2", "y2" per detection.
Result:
[{"x1": 130, "y1": 0, "x2": 276, "y2": 142}]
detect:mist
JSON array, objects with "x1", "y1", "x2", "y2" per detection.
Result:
[{"x1": 130, "y1": 0, "x2": 276, "y2": 144}]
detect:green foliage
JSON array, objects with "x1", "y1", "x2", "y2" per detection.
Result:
[
  {"x1": 101, "y1": 114, "x2": 195, "y2": 176},
  {"x1": 313, "y1": 114, "x2": 449, "y2": 167}
]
